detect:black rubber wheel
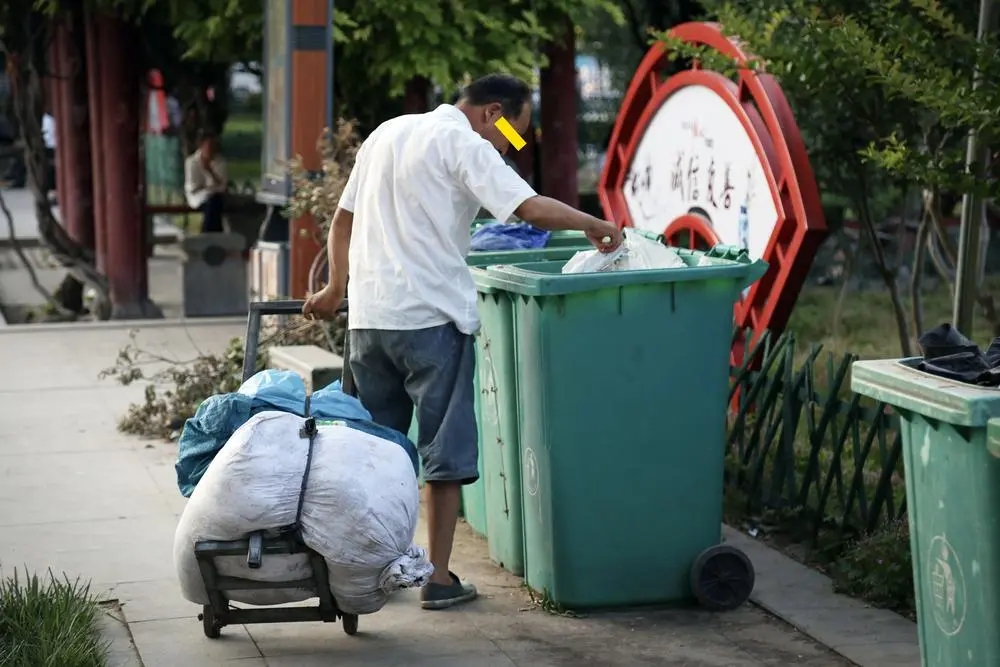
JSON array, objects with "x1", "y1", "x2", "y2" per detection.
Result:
[
  {"x1": 199, "y1": 605, "x2": 222, "y2": 639},
  {"x1": 341, "y1": 613, "x2": 359, "y2": 636},
  {"x1": 690, "y1": 544, "x2": 755, "y2": 611}
]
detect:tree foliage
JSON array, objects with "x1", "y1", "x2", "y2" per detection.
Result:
[
  {"x1": 669, "y1": 0, "x2": 1000, "y2": 345},
  {"x1": 836, "y1": 0, "x2": 997, "y2": 199}
]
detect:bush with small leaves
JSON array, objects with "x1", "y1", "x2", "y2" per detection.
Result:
[{"x1": 831, "y1": 518, "x2": 915, "y2": 619}]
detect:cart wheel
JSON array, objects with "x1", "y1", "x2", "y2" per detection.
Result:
[
  {"x1": 690, "y1": 544, "x2": 755, "y2": 611},
  {"x1": 341, "y1": 613, "x2": 359, "y2": 636},
  {"x1": 199, "y1": 605, "x2": 222, "y2": 639}
]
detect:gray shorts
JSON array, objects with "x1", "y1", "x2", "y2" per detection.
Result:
[{"x1": 347, "y1": 323, "x2": 478, "y2": 485}]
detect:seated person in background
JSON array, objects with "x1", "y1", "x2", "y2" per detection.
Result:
[{"x1": 184, "y1": 130, "x2": 228, "y2": 233}]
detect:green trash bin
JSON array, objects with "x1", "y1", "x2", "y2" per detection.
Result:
[
  {"x1": 476, "y1": 245, "x2": 766, "y2": 609},
  {"x1": 470, "y1": 268, "x2": 527, "y2": 574},
  {"x1": 852, "y1": 358, "x2": 1000, "y2": 666},
  {"x1": 460, "y1": 237, "x2": 591, "y2": 539},
  {"x1": 406, "y1": 235, "x2": 594, "y2": 537}
]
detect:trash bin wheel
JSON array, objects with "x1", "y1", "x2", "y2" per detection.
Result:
[
  {"x1": 199, "y1": 605, "x2": 222, "y2": 639},
  {"x1": 341, "y1": 613, "x2": 359, "y2": 636},
  {"x1": 690, "y1": 544, "x2": 755, "y2": 611}
]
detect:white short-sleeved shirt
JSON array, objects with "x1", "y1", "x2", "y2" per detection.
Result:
[
  {"x1": 183, "y1": 150, "x2": 228, "y2": 209},
  {"x1": 340, "y1": 104, "x2": 537, "y2": 335}
]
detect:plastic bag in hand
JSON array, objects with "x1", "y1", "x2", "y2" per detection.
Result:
[{"x1": 562, "y1": 231, "x2": 687, "y2": 274}]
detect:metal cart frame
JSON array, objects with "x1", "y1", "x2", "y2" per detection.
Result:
[{"x1": 194, "y1": 299, "x2": 358, "y2": 638}]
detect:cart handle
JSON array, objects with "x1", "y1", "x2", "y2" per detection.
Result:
[{"x1": 242, "y1": 299, "x2": 350, "y2": 392}]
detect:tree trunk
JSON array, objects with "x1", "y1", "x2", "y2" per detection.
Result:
[
  {"x1": 50, "y1": 6, "x2": 95, "y2": 313},
  {"x1": 831, "y1": 231, "x2": 858, "y2": 338},
  {"x1": 856, "y1": 194, "x2": 912, "y2": 356},
  {"x1": 402, "y1": 76, "x2": 430, "y2": 115},
  {"x1": 93, "y1": 13, "x2": 158, "y2": 319},
  {"x1": 508, "y1": 121, "x2": 537, "y2": 187},
  {"x1": 911, "y1": 196, "x2": 931, "y2": 337},
  {"x1": 3, "y1": 3, "x2": 108, "y2": 318},
  {"x1": 540, "y1": 17, "x2": 579, "y2": 207}
]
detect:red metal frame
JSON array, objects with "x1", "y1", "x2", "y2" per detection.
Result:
[
  {"x1": 598, "y1": 22, "x2": 827, "y2": 367},
  {"x1": 666, "y1": 213, "x2": 719, "y2": 250}
]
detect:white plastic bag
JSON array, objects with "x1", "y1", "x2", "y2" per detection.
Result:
[
  {"x1": 562, "y1": 231, "x2": 688, "y2": 274},
  {"x1": 174, "y1": 411, "x2": 433, "y2": 614}
]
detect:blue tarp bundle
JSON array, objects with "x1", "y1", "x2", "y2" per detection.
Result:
[
  {"x1": 470, "y1": 221, "x2": 551, "y2": 251},
  {"x1": 175, "y1": 369, "x2": 419, "y2": 497}
]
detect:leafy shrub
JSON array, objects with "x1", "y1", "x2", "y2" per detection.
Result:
[
  {"x1": 286, "y1": 120, "x2": 362, "y2": 237},
  {"x1": 831, "y1": 518, "x2": 915, "y2": 619}
]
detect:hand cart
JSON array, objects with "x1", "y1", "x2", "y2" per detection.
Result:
[{"x1": 194, "y1": 299, "x2": 358, "y2": 638}]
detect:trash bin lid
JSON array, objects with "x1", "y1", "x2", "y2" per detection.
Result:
[
  {"x1": 471, "y1": 266, "x2": 499, "y2": 295},
  {"x1": 852, "y1": 358, "x2": 1000, "y2": 427},
  {"x1": 478, "y1": 246, "x2": 767, "y2": 298}
]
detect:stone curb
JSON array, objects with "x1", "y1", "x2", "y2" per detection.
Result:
[
  {"x1": 0, "y1": 315, "x2": 244, "y2": 333},
  {"x1": 98, "y1": 600, "x2": 144, "y2": 667},
  {"x1": 722, "y1": 525, "x2": 920, "y2": 667},
  {"x1": 0, "y1": 232, "x2": 180, "y2": 250}
]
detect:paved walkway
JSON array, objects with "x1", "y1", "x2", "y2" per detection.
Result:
[
  {"x1": 0, "y1": 185, "x2": 187, "y2": 322},
  {"x1": 0, "y1": 322, "x2": 860, "y2": 667},
  {"x1": 0, "y1": 185, "x2": 181, "y2": 243}
]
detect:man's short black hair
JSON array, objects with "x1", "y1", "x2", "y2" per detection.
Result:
[{"x1": 459, "y1": 74, "x2": 532, "y2": 120}]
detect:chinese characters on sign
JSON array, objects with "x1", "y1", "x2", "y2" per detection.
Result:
[{"x1": 621, "y1": 85, "x2": 777, "y2": 259}]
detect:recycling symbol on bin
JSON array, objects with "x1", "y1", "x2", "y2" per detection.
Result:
[
  {"x1": 928, "y1": 535, "x2": 966, "y2": 637},
  {"x1": 524, "y1": 447, "x2": 539, "y2": 497}
]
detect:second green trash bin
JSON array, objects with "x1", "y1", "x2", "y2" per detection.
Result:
[
  {"x1": 853, "y1": 358, "x2": 1000, "y2": 667},
  {"x1": 477, "y1": 245, "x2": 766, "y2": 609},
  {"x1": 456, "y1": 233, "x2": 593, "y2": 539}
]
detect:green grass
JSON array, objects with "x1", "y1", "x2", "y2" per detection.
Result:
[
  {"x1": 787, "y1": 276, "x2": 1000, "y2": 361},
  {"x1": 224, "y1": 113, "x2": 263, "y2": 135},
  {"x1": 227, "y1": 158, "x2": 261, "y2": 187},
  {"x1": 0, "y1": 568, "x2": 108, "y2": 667},
  {"x1": 222, "y1": 112, "x2": 262, "y2": 188}
]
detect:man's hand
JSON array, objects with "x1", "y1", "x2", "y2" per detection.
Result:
[
  {"x1": 302, "y1": 284, "x2": 345, "y2": 321},
  {"x1": 585, "y1": 218, "x2": 623, "y2": 253},
  {"x1": 206, "y1": 166, "x2": 222, "y2": 186}
]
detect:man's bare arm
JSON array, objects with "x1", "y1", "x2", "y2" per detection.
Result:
[
  {"x1": 327, "y1": 207, "x2": 353, "y2": 295},
  {"x1": 514, "y1": 195, "x2": 605, "y2": 233}
]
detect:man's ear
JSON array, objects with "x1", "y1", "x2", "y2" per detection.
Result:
[{"x1": 484, "y1": 102, "x2": 503, "y2": 124}]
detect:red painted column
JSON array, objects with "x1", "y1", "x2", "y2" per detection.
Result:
[
  {"x1": 288, "y1": 0, "x2": 333, "y2": 299},
  {"x1": 48, "y1": 21, "x2": 69, "y2": 219},
  {"x1": 94, "y1": 14, "x2": 157, "y2": 318},
  {"x1": 539, "y1": 17, "x2": 579, "y2": 208},
  {"x1": 84, "y1": 9, "x2": 107, "y2": 272},
  {"x1": 52, "y1": 12, "x2": 94, "y2": 251}
]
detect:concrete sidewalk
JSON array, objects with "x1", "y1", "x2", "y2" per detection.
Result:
[
  {"x1": 0, "y1": 323, "x2": 857, "y2": 667},
  {"x1": 0, "y1": 186, "x2": 182, "y2": 246}
]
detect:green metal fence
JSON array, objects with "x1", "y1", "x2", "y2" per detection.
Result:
[{"x1": 727, "y1": 331, "x2": 906, "y2": 544}]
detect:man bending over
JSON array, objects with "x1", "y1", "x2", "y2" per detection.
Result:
[{"x1": 303, "y1": 73, "x2": 622, "y2": 610}]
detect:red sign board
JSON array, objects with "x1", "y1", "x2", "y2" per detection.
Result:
[{"x1": 599, "y1": 22, "x2": 827, "y2": 365}]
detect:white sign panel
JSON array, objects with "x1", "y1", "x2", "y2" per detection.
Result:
[{"x1": 622, "y1": 84, "x2": 779, "y2": 259}]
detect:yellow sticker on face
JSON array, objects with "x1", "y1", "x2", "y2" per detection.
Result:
[{"x1": 494, "y1": 117, "x2": 526, "y2": 151}]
